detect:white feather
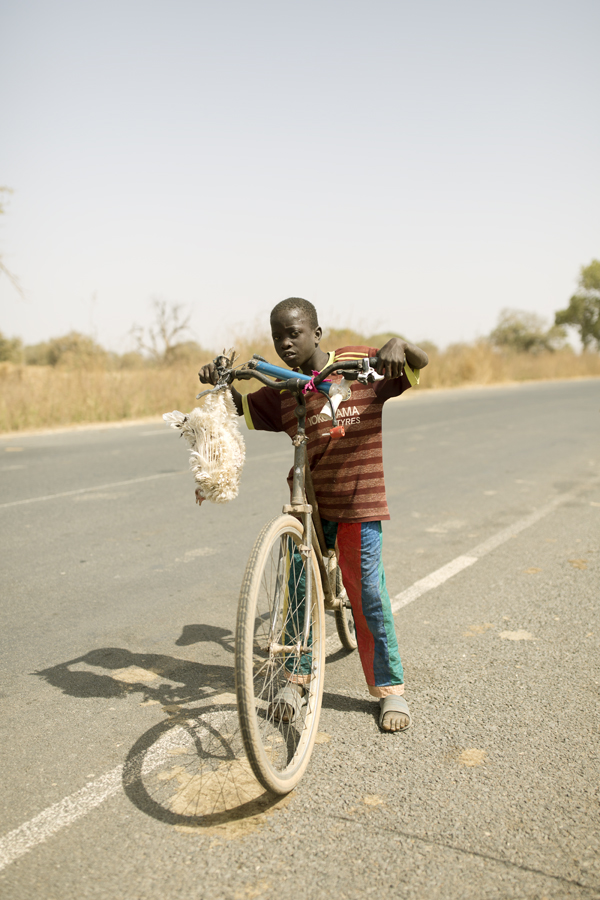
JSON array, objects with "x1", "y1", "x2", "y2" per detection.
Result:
[{"x1": 163, "y1": 389, "x2": 246, "y2": 504}]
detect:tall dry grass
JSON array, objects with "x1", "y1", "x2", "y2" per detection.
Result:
[
  {"x1": 418, "y1": 342, "x2": 600, "y2": 387},
  {"x1": 0, "y1": 363, "x2": 199, "y2": 432},
  {"x1": 1, "y1": 337, "x2": 599, "y2": 433}
]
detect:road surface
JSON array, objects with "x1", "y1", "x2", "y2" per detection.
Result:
[{"x1": 1, "y1": 378, "x2": 599, "y2": 899}]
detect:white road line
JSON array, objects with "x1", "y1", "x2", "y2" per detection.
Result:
[
  {"x1": 467, "y1": 495, "x2": 568, "y2": 559},
  {"x1": 329, "y1": 479, "x2": 596, "y2": 648},
  {"x1": 0, "y1": 726, "x2": 191, "y2": 872},
  {"x1": 1, "y1": 450, "x2": 288, "y2": 510},
  {"x1": 0, "y1": 768, "x2": 122, "y2": 871},
  {"x1": 390, "y1": 482, "x2": 595, "y2": 613},
  {"x1": 391, "y1": 555, "x2": 477, "y2": 612},
  {"x1": 2, "y1": 478, "x2": 596, "y2": 869},
  {"x1": 0, "y1": 471, "x2": 186, "y2": 510}
]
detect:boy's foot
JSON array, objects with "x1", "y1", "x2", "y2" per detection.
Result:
[
  {"x1": 379, "y1": 696, "x2": 411, "y2": 732},
  {"x1": 269, "y1": 682, "x2": 306, "y2": 723}
]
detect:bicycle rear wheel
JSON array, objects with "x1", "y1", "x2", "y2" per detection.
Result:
[
  {"x1": 235, "y1": 514, "x2": 325, "y2": 794},
  {"x1": 334, "y1": 566, "x2": 357, "y2": 651}
]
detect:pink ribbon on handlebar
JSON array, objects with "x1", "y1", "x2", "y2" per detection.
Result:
[{"x1": 302, "y1": 370, "x2": 332, "y2": 395}]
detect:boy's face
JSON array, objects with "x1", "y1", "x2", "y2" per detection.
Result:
[{"x1": 270, "y1": 309, "x2": 322, "y2": 369}]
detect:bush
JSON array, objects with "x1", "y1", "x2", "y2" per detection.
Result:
[
  {"x1": 163, "y1": 340, "x2": 210, "y2": 366},
  {"x1": 322, "y1": 327, "x2": 405, "y2": 349},
  {"x1": 555, "y1": 259, "x2": 600, "y2": 350},
  {"x1": 0, "y1": 330, "x2": 24, "y2": 363},
  {"x1": 115, "y1": 350, "x2": 148, "y2": 369},
  {"x1": 490, "y1": 309, "x2": 566, "y2": 354},
  {"x1": 25, "y1": 331, "x2": 108, "y2": 368}
]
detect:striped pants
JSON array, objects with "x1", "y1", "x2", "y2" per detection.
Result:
[{"x1": 286, "y1": 520, "x2": 404, "y2": 698}]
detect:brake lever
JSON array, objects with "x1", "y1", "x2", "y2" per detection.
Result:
[
  {"x1": 356, "y1": 357, "x2": 385, "y2": 384},
  {"x1": 196, "y1": 381, "x2": 230, "y2": 400}
]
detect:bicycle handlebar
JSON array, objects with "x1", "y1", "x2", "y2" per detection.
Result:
[{"x1": 196, "y1": 354, "x2": 384, "y2": 401}]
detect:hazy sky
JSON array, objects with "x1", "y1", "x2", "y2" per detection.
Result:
[{"x1": 1, "y1": 0, "x2": 598, "y2": 353}]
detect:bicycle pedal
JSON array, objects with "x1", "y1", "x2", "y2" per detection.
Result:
[{"x1": 329, "y1": 425, "x2": 345, "y2": 438}]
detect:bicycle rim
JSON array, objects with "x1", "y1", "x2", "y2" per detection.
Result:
[{"x1": 235, "y1": 515, "x2": 325, "y2": 794}]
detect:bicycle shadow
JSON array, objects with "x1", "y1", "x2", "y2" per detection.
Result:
[
  {"x1": 34, "y1": 624, "x2": 287, "y2": 830},
  {"x1": 122, "y1": 702, "x2": 287, "y2": 830},
  {"x1": 35, "y1": 645, "x2": 234, "y2": 707}
]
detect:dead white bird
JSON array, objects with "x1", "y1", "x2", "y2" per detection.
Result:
[{"x1": 163, "y1": 388, "x2": 245, "y2": 505}]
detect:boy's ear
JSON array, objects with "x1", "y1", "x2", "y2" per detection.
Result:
[{"x1": 315, "y1": 325, "x2": 322, "y2": 343}]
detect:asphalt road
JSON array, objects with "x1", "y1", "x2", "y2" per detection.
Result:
[{"x1": 1, "y1": 378, "x2": 599, "y2": 900}]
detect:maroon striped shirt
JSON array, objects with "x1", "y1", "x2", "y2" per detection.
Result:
[{"x1": 242, "y1": 346, "x2": 416, "y2": 523}]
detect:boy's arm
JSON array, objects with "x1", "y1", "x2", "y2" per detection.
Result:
[
  {"x1": 198, "y1": 362, "x2": 244, "y2": 416},
  {"x1": 375, "y1": 338, "x2": 429, "y2": 378}
]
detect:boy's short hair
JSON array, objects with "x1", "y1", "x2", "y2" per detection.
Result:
[{"x1": 270, "y1": 297, "x2": 319, "y2": 330}]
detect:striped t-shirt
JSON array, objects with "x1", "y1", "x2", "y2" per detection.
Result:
[{"x1": 241, "y1": 346, "x2": 419, "y2": 523}]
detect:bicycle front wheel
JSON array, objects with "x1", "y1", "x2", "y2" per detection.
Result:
[{"x1": 235, "y1": 514, "x2": 325, "y2": 794}]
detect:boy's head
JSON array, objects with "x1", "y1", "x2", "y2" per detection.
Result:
[{"x1": 270, "y1": 297, "x2": 322, "y2": 369}]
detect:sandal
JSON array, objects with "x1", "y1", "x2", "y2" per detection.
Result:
[
  {"x1": 269, "y1": 683, "x2": 306, "y2": 723},
  {"x1": 378, "y1": 695, "x2": 411, "y2": 732}
]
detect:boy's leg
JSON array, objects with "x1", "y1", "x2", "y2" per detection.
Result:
[
  {"x1": 275, "y1": 524, "x2": 340, "y2": 720},
  {"x1": 270, "y1": 537, "x2": 311, "y2": 722},
  {"x1": 336, "y1": 521, "x2": 408, "y2": 730},
  {"x1": 284, "y1": 536, "x2": 313, "y2": 684},
  {"x1": 283, "y1": 520, "x2": 339, "y2": 685}
]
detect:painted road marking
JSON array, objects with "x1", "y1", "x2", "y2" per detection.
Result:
[
  {"x1": 326, "y1": 478, "x2": 596, "y2": 652},
  {"x1": 0, "y1": 724, "x2": 210, "y2": 872},
  {"x1": 0, "y1": 451, "x2": 289, "y2": 510},
  {"x1": 0, "y1": 471, "x2": 186, "y2": 509},
  {"x1": 390, "y1": 555, "x2": 477, "y2": 612},
  {"x1": 0, "y1": 768, "x2": 123, "y2": 872},
  {"x1": 2, "y1": 477, "x2": 597, "y2": 869},
  {"x1": 390, "y1": 484, "x2": 592, "y2": 613}
]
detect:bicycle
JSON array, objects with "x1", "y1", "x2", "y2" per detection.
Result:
[{"x1": 197, "y1": 352, "x2": 385, "y2": 795}]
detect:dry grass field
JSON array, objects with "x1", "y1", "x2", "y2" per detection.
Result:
[{"x1": 2, "y1": 329, "x2": 599, "y2": 433}]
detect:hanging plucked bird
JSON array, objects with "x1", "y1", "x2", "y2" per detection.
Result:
[{"x1": 163, "y1": 351, "x2": 245, "y2": 505}]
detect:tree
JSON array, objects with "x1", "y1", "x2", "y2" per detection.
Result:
[
  {"x1": 0, "y1": 186, "x2": 25, "y2": 299},
  {"x1": 25, "y1": 332, "x2": 108, "y2": 367},
  {"x1": 0, "y1": 330, "x2": 24, "y2": 363},
  {"x1": 489, "y1": 309, "x2": 566, "y2": 354},
  {"x1": 555, "y1": 259, "x2": 600, "y2": 350},
  {"x1": 131, "y1": 299, "x2": 193, "y2": 364}
]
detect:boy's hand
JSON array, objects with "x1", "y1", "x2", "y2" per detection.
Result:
[
  {"x1": 198, "y1": 363, "x2": 218, "y2": 385},
  {"x1": 375, "y1": 338, "x2": 407, "y2": 379},
  {"x1": 197, "y1": 361, "x2": 245, "y2": 417},
  {"x1": 198, "y1": 363, "x2": 253, "y2": 385},
  {"x1": 376, "y1": 338, "x2": 429, "y2": 376}
]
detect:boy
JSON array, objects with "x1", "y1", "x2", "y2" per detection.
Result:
[{"x1": 199, "y1": 297, "x2": 428, "y2": 732}]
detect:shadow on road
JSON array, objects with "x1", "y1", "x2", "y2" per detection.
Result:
[
  {"x1": 34, "y1": 625, "x2": 363, "y2": 831},
  {"x1": 33, "y1": 628, "x2": 292, "y2": 830},
  {"x1": 321, "y1": 690, "x2": 374, "y2": 717},
  {"x1": 122, "y1": 704, "x2": 286, "y2": 829},
  {"x1": 35, "y1": 645, "x2": 234, "y2": 706}
]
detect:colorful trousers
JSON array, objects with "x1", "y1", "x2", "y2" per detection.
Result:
[{"x1": 286, "y1": 519, "x2": 404, "y2": 699}]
